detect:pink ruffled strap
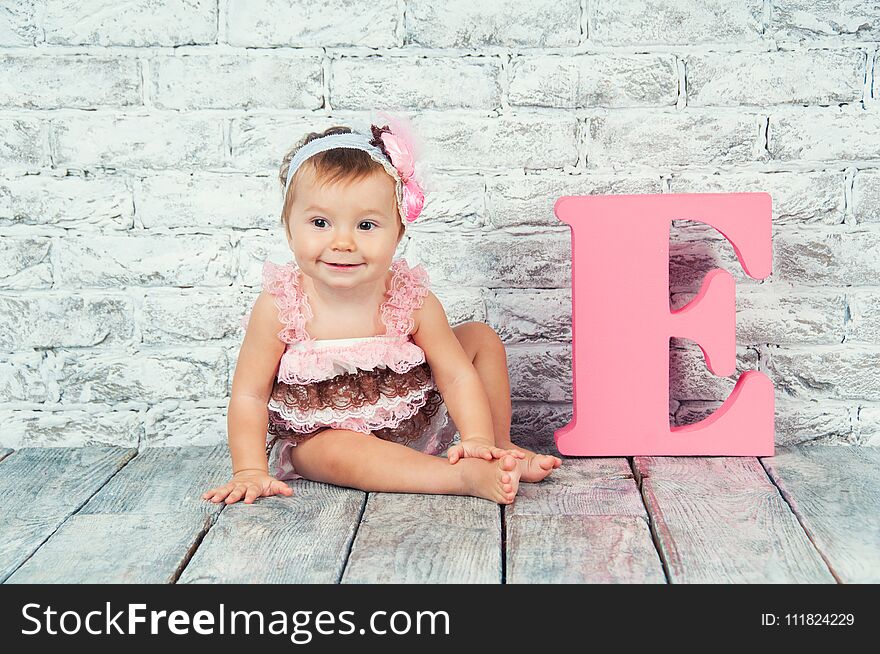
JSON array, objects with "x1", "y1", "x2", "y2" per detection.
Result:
[
  {"x1": 262, "y1": 259, "x2": 312, "y2": 344},
  {"x1": 382, "y1": 258, "x2": 430, "y2": 337},
  {"x1": 241, "y1": 257, "x2": 430, "y2": 342}
]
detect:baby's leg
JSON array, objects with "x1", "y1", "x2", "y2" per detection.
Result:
[
  {"x1": 289, "y1": 428, "x2": 521, "y2": 505},
  {"x1": 453, "y1": 321, "x2": 562, "y2": 482}
]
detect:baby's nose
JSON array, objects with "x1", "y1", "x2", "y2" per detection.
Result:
[{"x1": 332, "y1": 236, "x2": 355, "y2": 250}]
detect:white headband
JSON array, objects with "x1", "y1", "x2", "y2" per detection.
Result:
[{"x1": 284, "y1": 131, "x2": 407, "y2": 226}]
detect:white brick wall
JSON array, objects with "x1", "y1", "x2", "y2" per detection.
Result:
[{"x1": 1, "y1": 0, "x2": 878, "y2": 449}]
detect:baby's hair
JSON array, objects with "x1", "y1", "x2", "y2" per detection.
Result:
[{"x1": 278, "y1": 125, "x2": 405, "y2": 239}]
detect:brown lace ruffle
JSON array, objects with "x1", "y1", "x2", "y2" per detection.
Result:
[
  {"x1": 265, "y1": 361, "x2": 446, "y2": 454},
  {"x1": 373, "y1": 387, "x2": 444, "y2": 446},
  {"x1": 270, "y1": 361, "x2": 433, "y2": 413},
  {"x1": 266, "y1": 386, "x2": 445, "y2": 453}
]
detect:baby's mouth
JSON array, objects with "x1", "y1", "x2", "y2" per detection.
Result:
[{"x1": 322, "y1": 261, "x2": 362, "y2": 268}]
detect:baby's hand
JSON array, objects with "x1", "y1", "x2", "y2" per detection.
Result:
[
  {"x1": 447, "y1": 437, "x2": 527, "y2": 465},
  {"x1": 201, "y1": 469, "x2": 293, "y2": 505}
]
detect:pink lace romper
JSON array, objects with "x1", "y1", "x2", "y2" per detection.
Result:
[{"x1": 246, "y1": 256, "x2": 461, "y2": 481}]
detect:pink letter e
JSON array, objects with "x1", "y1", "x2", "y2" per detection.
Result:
[{"x1": 554, "y1": 193, "x2": 774, "y2": 456}]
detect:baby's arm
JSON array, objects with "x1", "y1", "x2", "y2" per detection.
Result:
[
  {"x1": 412, "y1": 292, "x2": 523, "y2": 463},
  {"x1": 202, "y1": 290, "x2": 294, "y2": 504}
]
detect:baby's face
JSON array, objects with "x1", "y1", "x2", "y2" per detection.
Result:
[{"x1": 286, "y1": 165, "x2": 403, "y2": 289}]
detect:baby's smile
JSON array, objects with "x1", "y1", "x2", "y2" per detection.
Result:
[{"x1": 322, "y1": 261, "x2": 364, "y2": 270}]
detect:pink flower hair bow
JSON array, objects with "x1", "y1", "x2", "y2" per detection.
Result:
[{"x1": 370, "y1": 113, "x2": 426, "y2": 223}]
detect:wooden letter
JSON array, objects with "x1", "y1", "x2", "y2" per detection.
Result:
[{"x1": 554, "y1": 193, "x2": 774, "y2": 456}]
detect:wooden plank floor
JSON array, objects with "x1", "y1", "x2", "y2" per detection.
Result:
[{"x1": 0, "y1": 444, "x2": 877, "y2": 584}]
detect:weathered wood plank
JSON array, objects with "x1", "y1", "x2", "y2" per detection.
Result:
[
  {"x1": 762, "y1": 446, "x2": 880, "y2": 583},
  {"x1": 5, "y1": 513, "x2": 212, "y2": 584},
  {"x1": 507, "y1": 458, "x2": 666, "y2": 583},
  {"x1": 79, "y1": 445, "x2": 231, "y2": 516},
  {"x1": 507, "y1": 515, "x2": 666, "y2": 583},
  {"x1": 178, "y1": 481, "x2": 364, "y2": 584},
  {"x1": 342, "y1": 493, "x2": 501, "y2": 583},
  {"x1": 511, "y1": 458, "x2": 646, "y2": 517},
  {"x1": 633, "y1": 456, "x2": 836, "y2": 583},
  {"x1": 6, "y1": 446, "x2": 231, "y2": 583},
  {"x1": 0, "y1": 447, "x2": 136, "y2": 582}
]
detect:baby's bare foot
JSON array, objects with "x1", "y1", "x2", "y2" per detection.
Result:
[
  {"x1": 458, "y1": 454, "x2": 521, "y2": 505},
  {"x1": 500, "y1": 442, "x2": 562, "y2": 483}
]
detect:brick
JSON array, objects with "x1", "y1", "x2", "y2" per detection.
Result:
[
  {"x1": 847, "y1": 291, "x2": 880, "y2": 343},
  {"x1": 0, "y1": 407, "x2": 142, "y2": 448},
  {"x1": 766, "y1": 345, "x2": 880, "y2": 400},
  {"x1": 510, "y1": 401, "x2": 570, "y2": 452},
  {"x1": 0, "y1": 353, "x2": 48, "y2": 402},
  {"x1": 230, "y1": 115, "x2": 338, "y2": 172},
  {"x1": 508, "y1": 54, "x2": 678, "y2": 108},
  {"x1": 141, "y1": 289, "x2": 254, "y2": 344},
  {"x1": 0, "y1": 55, "x2": 140, "y2": 109},
  {"x1": 227, "y1": 0, "x2": 397, "y2": 47},
  {"x1": 0, "y1": 117, "x2": 44, "y2": 167},
  {"x1": 403, "y1": 173, "x2": 484, "y2": 232},
  {"x1": 51, "y1": 114, "x2": 225, "y2": 171},
  {"x1": 436, "y1": 288, "x2": 487, "y2": 326},
  {"x1": 769, "y1": 108, "x2": 880, "y2": 161},
  {"x1": 226, "y1": 345, "x2": 239, "y2": 396},
  {"x1": 405, "y1": 232, "x2": 571, "y2": 288},
  {"x1": 238, "y1": 235, "x2": 298, "y2": 286},
  {"x1": 413, "y1": 113, "x2": 578, "y2": 170},
  {"x1": 233, "y1": 113, "x2": 578, "y2": 174},
  {"x1": 774, "y1": 228, "x2": 880, "y2": 285},
  {"x1": 675, "y1": 398, "x2": 854, "y2": 446},
  {"x1": 672, "y1": 287, "x2": 846, "y2": 346},
  {"x1": 485, "y1": 288, "x2": 571, "y2": 343},
  {"x1": 774, "y1": 399, "x2": 855, "y2": 445},
  {"x1": 486, "y1": 173, "x2": 660, "y2": 230},
  {"x1": 668, "y1": 171, "x2": 845, "y2": 226},
  {"x1": 856, "y1": 406, "x2": 880, "y2": 446},
  {"x1": 53, "y1": 235, "x2": 234, "y2": 288},
  {"x1": 57, "y1": 348, "x2": 227, "y2": 403},
  {"x1": 0, "y1": 0, "x2": 39, "y2": 46},
  {"x1": 770, "y1": 0, "x2": 880, "y2": 41},
  {"x1": 137, "y1": 173, "x2": 279, "y2": 230},
  {"x1": 0, "y1": 293, "x2": 133, "y2": 349},
  {"x1": 0, "y1": 174, "x2": 134, "y2": 229},
  {"x1": 143, "y1": 403, "x2": 226, "y2": 446},
  {"x1": 406, "y1": 0, "x2": 579, "y2": 48},
  {"x1": 507, "y1": 344, "x2": 571, "y2": 402},
  {"x1": 851, "y1": 169, "x2": 880, "y2": 223},
  {"x1": 590, "y1": 0, "x2": 762, "y2": 45},
  {"x1": 589, "y1": 110, "x2": 761, "y2": 170},
  {"x1": 686, "y1": 50, "x2": 864, "y2": 106},
  {"x1": 669, "y1": 342, "x2": 758, "y2": 401},
  {"x1": 669, "y1": 222, "x2": 760, "y2": 292},
  {"x1": 332, "y1": 56, "x2": 501, "y2": 110},
  {"x1": 0, "y1": 238, "x2": 52, "y2": 289},
  {"x1": 44, "y1": 0, "x2": 217, "y2": 46},
  {"x1": 152, "y1": 54, "x2": 323, "y2": 110}
]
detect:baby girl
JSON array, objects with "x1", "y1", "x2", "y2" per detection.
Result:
[{"x1": 202, "y1": 113, "x2": 562, "y2": 507}]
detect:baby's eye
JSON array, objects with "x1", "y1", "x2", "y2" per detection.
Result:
[
  {"x1": 358, "y1": 221, "x2": 376, "y2": 230},
  {"x1": 311, "y1": 217, "x2": 328, "y2": 228}
]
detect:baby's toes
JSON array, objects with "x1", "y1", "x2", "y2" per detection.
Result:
[
  {"x1": 537, "y1": 454, "x2": 559, "y2": 470},
  {"x1": 497, "y1": 454, "x2": 521, "y2": 501},
  {"x1": 499, "y1": 453, "x2": 518, "y2": 473}
]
